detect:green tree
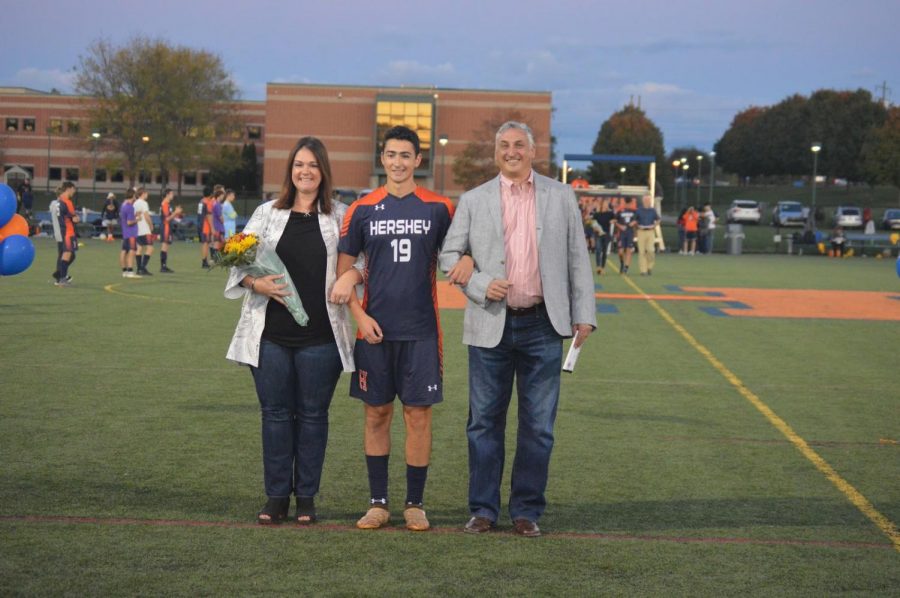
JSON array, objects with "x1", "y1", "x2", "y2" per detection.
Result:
[
  {"x1": 75, "y1": 37, "x2": 239, "y2": 193},
  {"x1": 714, "y1": 106, "x2": 767, "y2": 178},
  {"x1": 808, "y1": 89, "x2": 887, "y2": 181},
  {"x1": 587, "y1": 104, "x2": 666, "y2": 187},
  {"x1": 861, "y1": 106, "x2": 900, "y2": 197},
  {"x1": 241, "y1": 143, "x2": 260, "y2": 194},
  {"x1": 714, "y1": 89, "x2": 887, "y2": 181},
  {"x1": 452, "y1": 110, "x2": 553, "y2": 190}
]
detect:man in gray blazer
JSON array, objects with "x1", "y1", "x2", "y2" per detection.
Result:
[{"x1": 439, "y1": 121, "x2": 596, "y2": 537}]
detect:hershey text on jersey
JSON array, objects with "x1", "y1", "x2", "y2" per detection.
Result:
[{"x1": 369, "y1": 219, "x2": 433, "y2": 236}]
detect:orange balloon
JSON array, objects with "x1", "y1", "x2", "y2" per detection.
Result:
[{"x1": 0, "y1": 214, "x2": 28, "y2": 241}]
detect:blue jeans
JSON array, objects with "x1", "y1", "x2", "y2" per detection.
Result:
[
  {"x1": 467, "y1": 307, "x2": 563, "y2": 523},
  {"x1": 250, "y1": 339, "x2": 342, "y2": 498}
]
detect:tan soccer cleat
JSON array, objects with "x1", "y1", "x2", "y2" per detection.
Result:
[
  {"x1": 356, "y1": 506, "x2": 390, "y2": 529},
  {"x1": 403, "y1": 505, "x2": 430, "y2": 531}
]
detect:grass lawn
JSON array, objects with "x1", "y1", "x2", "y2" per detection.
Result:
[{"x1": 1, "y1": 237, "x2": 898, "y2": 596}]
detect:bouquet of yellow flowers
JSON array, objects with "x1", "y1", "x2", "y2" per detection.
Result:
[
  {"x1": 214, "y1": 231, "x2": 309, "y2": 326},
  {"x1": 216, "y1": 232, "x2": 259, "y2": 267}
]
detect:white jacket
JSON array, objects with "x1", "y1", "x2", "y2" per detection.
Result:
[{"x1": 224, "y1": 200, "x2": 357, "y2": 370}]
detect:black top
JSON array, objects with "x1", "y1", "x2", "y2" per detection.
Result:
[
  {"x1": 593, "y1": 210, "x2": 616, "y2": 235},
  {"x1": 261, "y1": 212, "x2": 335, "y2": 348}
]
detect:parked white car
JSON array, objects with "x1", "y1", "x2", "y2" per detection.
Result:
[
  {"x1": 772, "y1": 201, "x2": 807, "y2": 227},
  {"x1": 726, "y1": 199, "x2": 762, "y2": 224},
  {"x1": 832, "y1": 206, "x2": 863, "y2": 228}
]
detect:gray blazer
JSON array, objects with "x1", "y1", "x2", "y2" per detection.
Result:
[{"x1": 439, "y1": 172, "x2": 597, "y2": 348}]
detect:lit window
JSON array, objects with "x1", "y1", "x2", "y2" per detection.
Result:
[
  {"x1": 24, "y1": 119, "x2": 36, "y2": 132},
  {"x1": 247, "y1": 126, "x2": 262, "y2": 140},
  {"x1": 374, "y1": 97, "x2": 434, "y2": 173},
  {"x1": 6, "y1": 118, "x2": 18, "y2": 132}
]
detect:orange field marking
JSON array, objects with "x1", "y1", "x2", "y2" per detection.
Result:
[
  {"x1": 436, "y1": 281, "x2": 468, "y2": 309},
  {"x1": 683, "y1": 287, "x2": 900, "y2": 321},
  {"x1": 442, "y1": 282, "x2": 900, "y2": 321}
]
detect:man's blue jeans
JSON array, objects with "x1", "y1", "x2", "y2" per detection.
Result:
[
  {"x1": 250, "y1": 339, "x2": 342, "y2": 499},
  {"x1": 467, "y1": 307, "x2": 563, "y2": 523}
]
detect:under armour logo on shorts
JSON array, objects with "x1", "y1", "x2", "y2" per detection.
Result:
[
  {"x1": 427, "y1": 384, "x2": 438, "y2": 392},
  {"x1": 359, "y1": 370, "x2": 368, "y2": 391}
]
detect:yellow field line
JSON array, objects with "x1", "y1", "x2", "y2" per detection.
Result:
[
  {"x1": 103, "y1": 283, "x2": 195, "y2": 304},
  {"x1": 616, "y1": 270, "x2": 900, "y2": 552}
]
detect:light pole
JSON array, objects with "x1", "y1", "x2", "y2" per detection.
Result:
[
  {"x1": 91, "y1": 131, "x2": 101, "y2": 203},
  {"x1": 695, "y1": 154, "x2": 703, "y2": 205},
  {"x1": 682, "y1": 162, "x2": 690, "y2": 207},
  {"x1": 438, "y1": 134, "x2": 449, "y2": 196},
  {"x1": 619, "y1": 166, "x2": 626, "y2": 185},
  {"x1": 672, "y1": 160, "x2": 681, "y2": 210},
  {"x1": 810, "y1": 142, "x2": 821, "y2": 231},
  {"x1": 708, "y1": 150, "x2": 716, "y2": 205}
]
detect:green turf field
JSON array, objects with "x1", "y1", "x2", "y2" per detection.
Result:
[{"x1": 1, "y1": 237, "x2": 898, "y2": 596}]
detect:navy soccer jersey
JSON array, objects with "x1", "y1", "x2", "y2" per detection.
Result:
[
  {"x1": 616, "y1": 207, "x2": 637, "y2": 229},
  {"x1": 339, "y1": 187, "x2": 454, "y2": 342}
]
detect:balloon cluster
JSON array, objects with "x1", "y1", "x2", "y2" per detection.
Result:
[{"x1": 0, "y1": 183, "x2": 35, "y2": 276}]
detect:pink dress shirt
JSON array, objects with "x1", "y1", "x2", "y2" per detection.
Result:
[{"x1": 500, "y1": 170, "x2": 543, "y2": 309}]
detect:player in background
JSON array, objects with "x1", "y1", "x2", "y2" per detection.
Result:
[
  {"x1": 133, "y1": 187, "x2": 155, "y2": 276},
  {"x1": 54, "y1": 182, "x2": 79, "y2": 286},
  {"x1": 119, "y1": 188, "x2": 141, "y2": 278},
  {"x1": 199, "y1": 187, "x2": 214, "y2": 269},
  {"x1": 334, "y1": 126, "x2": 466, "y2": 532},
  {"x1": 159, "y1": 188, "x2": 181, "y2": 273},
  {"x1": 212, "y1": 186, "x2": 226, "y2": 260},
  {"x1": 615, "y1": 198, "x2": 638, "y2": 274}
]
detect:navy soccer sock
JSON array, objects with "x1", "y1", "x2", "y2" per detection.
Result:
[
  {"x1": 365, "y1": 454, "x2": 389, "y2": 506},
  {"x1": 160, "y1": 251, "x2": 167, "y2": 267},
  {"x1": 405, "y1": 464, "x2": 428, "y2": 506}
]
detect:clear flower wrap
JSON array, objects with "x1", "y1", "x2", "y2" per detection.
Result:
[{"x1": 214, "y1": 232, "x2": 309, "y2": 326}]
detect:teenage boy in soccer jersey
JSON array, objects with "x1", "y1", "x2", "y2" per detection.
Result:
[
  {"x1": 158, "y1": 188, "x2": 181, "y2": 273},
  {"x1": 335, "y1": 125, "x2": 466, "y2": 532},
  {"x1": 119, "y1": 188, "x2": 140, "y2": 278},
  {"x1": 133, "y1": 187, "x2": 154, "y2": 276},
  {"x1": 54, "y1": 182, "x2": 79, "y2": 287}
]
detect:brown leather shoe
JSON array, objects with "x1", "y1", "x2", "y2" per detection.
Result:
[
  {"x1": 512, "y1": 518, "x2": 541, "y2": 537},
  {"x1": 463, "y1": 516, "x2": 495, "y2": 534}
]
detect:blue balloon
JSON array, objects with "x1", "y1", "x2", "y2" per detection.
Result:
[
  {"x1": 0, "y1": 183, "x2": 15, "y2": 228},
  {"x1": 0, "y1": 234, "x2": 35, "y2": 276}
]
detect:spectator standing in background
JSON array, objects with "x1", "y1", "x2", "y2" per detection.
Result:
[
  {"x1": 223, "y1": 189, "x2": 238, "y2": 238},
  {"x1": 101, "y1": 192, "x2": 119, "y2": 242}
]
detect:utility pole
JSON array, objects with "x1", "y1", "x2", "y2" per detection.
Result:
[{"x1": 875, "y1": 81, "x2": 892, "y2": 107}]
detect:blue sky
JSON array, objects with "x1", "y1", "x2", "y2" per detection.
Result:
[{"x1": 4, "y1": 0, "x2": 897, "y2": 158}]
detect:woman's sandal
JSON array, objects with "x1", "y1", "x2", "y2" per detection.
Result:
[
  {"x1": 257, "y1": 497, "x2": 290, "y2": 525},
  {"x1": 295, "y1": 496, "x2": 317, "y2": 525}
]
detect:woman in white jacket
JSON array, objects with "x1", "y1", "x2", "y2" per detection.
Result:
[{"x1": 225, "y1": 137, "x2": 360, "y2": 525}]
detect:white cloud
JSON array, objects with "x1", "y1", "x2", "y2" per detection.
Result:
[
  {"x1": 375, "y1": 60, "x2": 456, "y2": 85},
  {"x1": 621, "y1": 82, "x2": 687, "y2": 96},
  {"x1": 270, "y1": 75, "x2": 314, "y2": 84},
  {"x1": 12, "y1": 67, "x2": 76, "y2": 92}
]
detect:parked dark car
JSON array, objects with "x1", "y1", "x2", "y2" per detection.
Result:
[{"x1": 882, "y1": 209, "x2": 900, "y2": 230}]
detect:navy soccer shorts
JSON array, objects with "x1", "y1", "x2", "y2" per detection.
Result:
[
  {"x1": 618, "y1": 228, "x2": 635, "y2": 250},
  {"x1": 350, "y1": 338, "x2": 443, "y2": 406}
]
